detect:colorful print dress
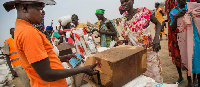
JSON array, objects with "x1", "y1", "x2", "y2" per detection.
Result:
[
  {"x1": 100, "y1": 19, "x2": 119, "y2": 47},
  {"x1": 122, "y1": 7, "x2": 163, "y2": 83}
]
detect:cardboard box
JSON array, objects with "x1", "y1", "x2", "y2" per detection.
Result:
[
  {"x1": 84, "y1": 45, "x2": 147, "y2": 87},
  {"x1": 57, "y1": 43, "x2": 75, "y2": 56}
]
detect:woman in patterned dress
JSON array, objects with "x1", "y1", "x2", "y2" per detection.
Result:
[
  {"x1": 95, "y1": 9, "x2": 120, "y2": 47},
  {"x1": 117, "y1": 0, "x2": 163, "y2": 83}
]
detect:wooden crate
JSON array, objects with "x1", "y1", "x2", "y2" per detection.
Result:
[{"x1": 84, "y1": 45, "x2": 147, "y2": 87}]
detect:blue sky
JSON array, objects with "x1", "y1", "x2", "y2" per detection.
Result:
[{"x1": 0, "y1": 0, "x2": 165, "y2": 47}]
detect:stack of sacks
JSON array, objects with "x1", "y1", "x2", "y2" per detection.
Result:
[
  {"x1": 0, "y1": 59, "x2": 6, "y2": 65},
  {"x1": 58, "y1": 15, "x2": 72, "y2": 27},
  {"x1": 71, "y1": 28, "x2": 97, "y2": 57},
  {"x1": 0, "y1": 62, "x2": 12, "y2": 86},
  {"x1": 71, "y1": 28, "x2": 87, "y2": 56},
  {"x1": 83, "y1": 34, "x2": 97, "y2": 55},
  {"x1": 62, "y1": 62, "x2": 72, "y2": 87}
]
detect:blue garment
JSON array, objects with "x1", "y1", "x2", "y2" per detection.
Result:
[
  {"x1": 169, "y1": 5, "x2": 187, "y2": 25},
  {"x1": 46, "y1": 26, "x2": 53, "y2": 30},
  {"x1": 69, "y1": 53, "x2": 83, "y2": 68},
  {"x1": 192, "y1": 21, "x2": 200, "y2": 73}
]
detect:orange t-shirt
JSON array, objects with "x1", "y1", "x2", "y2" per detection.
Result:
[{"x1": 14, "y1": 19, "x2": 67, "y2": 87}]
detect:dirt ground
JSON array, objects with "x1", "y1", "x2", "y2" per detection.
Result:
[{"x1": 10, "y1": 16, "x2": 189, "y2": 87}]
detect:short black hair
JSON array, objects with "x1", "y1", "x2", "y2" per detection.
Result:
[
  {"x1": 72, "y1": 14, "x2": 78, "y2": 19},
  {"x1": 155, "y1": 2, "x2": 160, "y2": 6},
  {"x1": 10, "y1": 28, "x2": 14, "y2": 34}
]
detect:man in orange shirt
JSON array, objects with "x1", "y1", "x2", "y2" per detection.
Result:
[{"x1": 3, "y1": 0, "x2": 98, "y2": 87}]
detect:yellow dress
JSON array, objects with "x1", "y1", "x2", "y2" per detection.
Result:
[{"x1": 155, "y1": 8, "x2": 166, "y2": 35}]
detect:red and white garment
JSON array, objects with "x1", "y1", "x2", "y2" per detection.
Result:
[{"x1": 70, "y1": 28, "x2": 87, "y2": 56}]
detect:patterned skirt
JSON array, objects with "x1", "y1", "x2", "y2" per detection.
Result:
[
  {"x1": 144, "y1": 51, "x2": 163, "y2": 83},
  {"x1": 169, "y1": 27, "x2": 182, "y2": 68}
]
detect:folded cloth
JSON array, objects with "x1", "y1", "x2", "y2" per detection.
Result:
[{"x1": 69, "y1": 53, "x2": 82, "y2": 68}]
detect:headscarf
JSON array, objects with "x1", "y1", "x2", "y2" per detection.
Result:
[
  {"x1": 119, "y1": 6, "x2": 124, "y2": 10},
  {"x1": 46, "y1": 26, "x2": 53, "y2": 30},
  {"x1": 96, "y1": 9, "x2": 105, "y2": 14}
]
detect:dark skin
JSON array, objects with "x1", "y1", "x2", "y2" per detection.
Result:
[
  {"x1": 119, "y1": 9, "x2": 125, "y2": 15},
  {"x1": 155, "y1": 4, "x2": 164, "y2": 16},
  {"x1": 16, "y1": 3, "x2": 98, "y2": 82},
  {"x1": 169, "y1": 0, "x2": 194, "y2": 86},
  {"x1": 170, "y1": 0, "x2": 187, "y2": 31},
  {"x1": 46, "y1": 30, "x2": 53, "y2": 35},
  {"x1": 46, "y1": 20, "x2": 54, "y2": 35},
  {"x1": 120, "y1": 0, "x2": 162, "y2": 52},
  {"x1": 5, "y1": 28, "x2": 18, "y2": 77},
  {"x1": 72, "y1": 16, "x2": 79, "y2": 28},
  {"x1": 95, "y1": 14, "x2": 117, "y2": 36}
]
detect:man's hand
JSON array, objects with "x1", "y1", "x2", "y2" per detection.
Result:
[
  {"x1": 83, "y1": 63, "x2": 98, "y2": 76},
  {"x1": 66, "y1": 54, "x2": 78, "y2": 62},
  {"x1": 60, "y1": 54, "x2": 85, "y2": 62},
  {"x1": 11, "y1": 70, "x2": 18, "y2": 77},
  {"x1": 175, "y1": 9, "x2": 187, "y2": 18},
  {"x1": 117, "y1": 40, "x2": 123, "y2": 45}
]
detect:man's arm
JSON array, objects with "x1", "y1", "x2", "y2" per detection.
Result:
[
  {"x1": 170, "y1": 9, "x2": 187, "y2": 31},
  {"x1": 5, "y1": 55, "x2": 18, "y2": 77},
  {"x1": 58, "y1": 54, "x2": 85, "y2": 62},
  {"x1": 159, "y1": 10, "x2": 165, "y2": 16},
  {"x1": 150, "y1": 15, "x2": 161, "y2": 39},
  {"x1": 150, "y1": 15, "x2": 162, "y2": 52},
  {"x1": 99, "y1": 22, "x2": 117, "y2": 36},
  {"x1": 31, "y1": 57, "x2": 97, "y2": 82}
]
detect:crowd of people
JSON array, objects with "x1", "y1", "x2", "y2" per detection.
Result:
[{"x1": 1, "y1": 0, "x2": 200, "y2": 87}]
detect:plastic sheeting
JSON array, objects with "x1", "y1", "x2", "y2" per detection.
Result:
[{"x1": 123, "y1": 75, "x2": 178, "y2": 87}]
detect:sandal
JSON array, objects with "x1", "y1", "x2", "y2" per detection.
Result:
[
  {"x1": 173, "y1": 79, "x2": 184, "y2": 84},
  {"x1": 194, "y1": 84, "x2": 198, "y2": 87}
]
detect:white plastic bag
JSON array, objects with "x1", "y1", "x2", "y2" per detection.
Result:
[
  {"x1": 65, "y1": 31, "x2": 71, "y2": 38},
  {"x1": 109, "y1": 40, "x2": 116, "y2": 48},
  {"x1": 66, "y1": 77, "x2": 71, "y2": 86},
  {"x1": 58, "y1": 15, "x2": 72, "y2": 26}
]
